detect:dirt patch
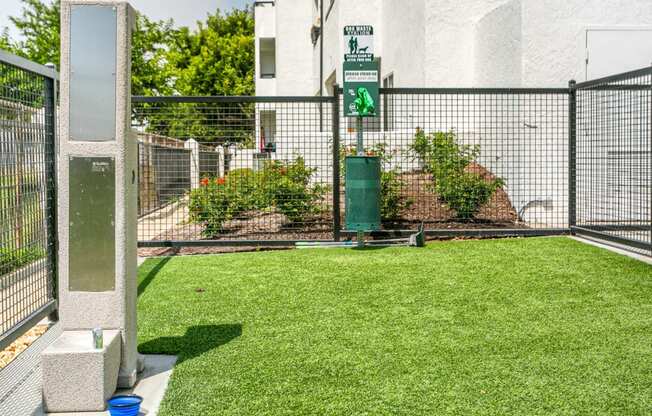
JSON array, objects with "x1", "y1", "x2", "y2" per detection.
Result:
[
  {"x1": 389, "y1": 165, "x2": 521, "y2": 227},
  {"x1": 0, "y1": 324, "x2": 49, "y2": 369}
]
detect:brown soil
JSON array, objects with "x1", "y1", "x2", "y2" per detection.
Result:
[
  {"x1": 0, "y1": 324, "x2": 49, "y2": 369},
  {"x1": 389, "y1": 164, "x2": 521, "y2": 227}
]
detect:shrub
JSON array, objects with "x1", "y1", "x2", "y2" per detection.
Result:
[
  {"x1": 435, "y1": 172, "x2": 504, "y2": 219},
  {"x1": 340, "y1": 143, "x2": 413, "y2": 221},
  {"x1": 411, "y1": 130, "x2": 504, "y2": 219},
  {"x1": 189, "y1": 158, "x2": 326, "y2": 236}
]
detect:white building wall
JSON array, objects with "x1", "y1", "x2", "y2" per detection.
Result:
[
  {"x1": 381, "y1": 0, "x2": 425, "y2": 87},
  {"x1": 254, "y1": 0, "x2": 652, "y2": 228},
  {"x1": 274, "y1": 0, "x2": 314, "y2": 95},
  {"x1": 520, "y1": 0, "x2": 652, "y2": 86},
  {"x1": 474, "y1": 0, "x2": 522, "y2": 87},
  {"x1": 423, "y1": 0, "x2": 511, "y2": 87},
  {"x1": 254, "y1": 2, "x2": 276, "y2": 96}
]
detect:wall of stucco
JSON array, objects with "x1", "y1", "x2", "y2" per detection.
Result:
[
  {"x1": 258, "y1": 0, "x2": 652, "y2": 92},
  {"x1": 520, "y1": 0, "x2": 652, "y2": 86},
  {"x1": 474, "y1": 0, "x2": 521, "y2": 87},
  {"x1": 254, "y1": 2, "x2": 276, "y2": 96},
  {"x1": 382, "y1": 0, "x2": 425, "y2": 87},
  {"x1": 274, "y1": 0, "x2": 314, "y2": 95}
]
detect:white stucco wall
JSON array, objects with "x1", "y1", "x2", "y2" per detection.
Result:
[
  {"x1": 382, "y1": 0, "x2": 425, "y2": 86},
  {"x1": 474, "y1": 0, "x2": 522, "y2": 87},
  {"x1": 274, "y1": 0, "x2": 314, "y2": 95},
  {"x1": 520, "y1": 0, "x2": 652, "y2": 86},
  {"x1": 254, "y1": 2, "x2": 276, "y2": 96}
]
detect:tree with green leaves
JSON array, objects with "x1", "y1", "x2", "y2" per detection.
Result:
[
  {"x1": 4, "y1": 0, "x2": 61, "y2": 67},
  {"x1": 169, "y1": 8, "x2": 254, "y2": 96},
  {"x1": 2, "y1": 1, "x2": 255, "y2": 144},
  {"x1": 2, "y1": 0, "x2": 254, "y2": 97}
]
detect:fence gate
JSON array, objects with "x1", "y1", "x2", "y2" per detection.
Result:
[
  {"x1": 572, "y1": 67, "x2": 652, "y2": 256},
  {"x1": 0, "y1": 50, "x2": 58, "y2": 350}
]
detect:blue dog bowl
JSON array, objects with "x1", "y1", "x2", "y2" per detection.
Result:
[{"x1": 107, "y1": 394, "x2": 143, "y2": 416}]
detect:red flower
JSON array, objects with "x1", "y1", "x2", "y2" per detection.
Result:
[
  {"x1": 279, "y1": 167, "x2": 288, "y2": 175},
  {"x1": 215, "y1": 177, "x2": 226, "y2": 185},
  {"x1": 200, "y1": 178, "x2": 210, "y2": 186},
  {"x1": 366, "y1": 151, "x2": 375, "y2": 156}
]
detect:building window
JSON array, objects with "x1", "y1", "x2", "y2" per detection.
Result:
[
  {"x1": 383, "y1": 73, "x2": 395, "y2": 131},
  {"x1": 260, "y1": 110, "x2": 276, "y2": 152},
  {"x1": 259, "y1": 38, "x2": 276, "y2": 79}
]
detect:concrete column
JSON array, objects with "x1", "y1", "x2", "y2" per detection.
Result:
[
  {"x1": 56, "y1": 0, "x2": 138, "y2": 392},
  {"x1": 185, "y1": 138, "x2": 200, "y2": 188},
  {"x1": 215, "y1": 145, "x2": 225, "y2": 177}
]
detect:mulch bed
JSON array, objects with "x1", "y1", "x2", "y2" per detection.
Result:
[
  {"x1": 139, "y1": 165, "x2": 525, "y2": 257},
  {"x1": 0, "y1": 324, "x2": 49, "y2": 369}
]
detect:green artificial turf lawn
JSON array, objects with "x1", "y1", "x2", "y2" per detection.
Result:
[{"x1": 137, "y1": 237, "x2": 651, "y2": 415}]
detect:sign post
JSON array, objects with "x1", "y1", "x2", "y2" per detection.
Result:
[{"x1": 342, "y1": 26, "x2": 381, "y2": 246}]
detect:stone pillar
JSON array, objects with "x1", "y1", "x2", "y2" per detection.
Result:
[
  {"x1": 54, "y1": 0, "x2": 138, "y2": 397},
  {"x1": 185, "y1": 138, "x2": 200, "y2": 188},
  {"x1": 215, "y1": 145, "x2": 225, "y2": 177}
]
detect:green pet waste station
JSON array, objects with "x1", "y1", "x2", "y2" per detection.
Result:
[
  {"x1": 345, "y1": 155, "x2": 381, "y2": 232},
  {"x1": 296, "y1": 25, "x2": 425, "y2": 249}
]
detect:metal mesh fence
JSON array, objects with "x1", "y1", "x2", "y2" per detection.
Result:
[
  {"x1": 341, "y1": 88, "x2": 570, "y2": 235},
  {"x1": 574, "y1": 68, "x2": 652, "y2": 255},
  {"x1": 138, "y1": 141, "x2": 191, "y2": 218},
  {"x1": 0, "y1": 55, "x2": 57, "y2": 350},
  {"x1": 132, "y1": 97, "x2": 335, "y2": 243},
  {"x1": 131, "y1": 71, "x2": 650, "y2": 255}
]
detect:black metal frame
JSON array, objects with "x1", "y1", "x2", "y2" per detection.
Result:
[
  {"x1": 572, "y1": 66, "x2": 652, "y2": 256},
  {"x1": 0, "y1": 50, "x2": 59, "y2": 351},
  {"x1": 131, "y1": 67, "x2": 652, "y2": 257}
]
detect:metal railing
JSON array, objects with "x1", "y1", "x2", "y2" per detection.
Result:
[
  {"x1": 0, "y1": 50, "x2": 58, "y2": 351},
  {"x1": 573, "y1": 67, "x2": 652, "y2": 256},
  {"x1": 131, "y1": 67, "x2": 651, "y2": 256},
  {"x1": 131, "y1": 88, "x2": 571, "y2": 245}
]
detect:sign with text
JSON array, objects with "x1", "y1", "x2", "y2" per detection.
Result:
[
  {"x1": 344, "y1": 25, "x2": 374, "y2": 62},
  {"x1": 343, "y1": 61, "x2": 379, "y2": 117}
]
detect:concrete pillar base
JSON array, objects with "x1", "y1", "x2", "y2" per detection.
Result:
[
  {"x1": 118, "y1": 367, "x2": 138, "y2": 389},
  {"x1": 42, "y1": 330, "x2": 121, "y2": 412}
]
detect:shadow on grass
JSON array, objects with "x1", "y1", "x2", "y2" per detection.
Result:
[
  {"x1": 138, "y1": 257, "x2": 171, "y2": 297},
  {"x1": 138, "y1": 324, "x2": 242, "y2": 364}
]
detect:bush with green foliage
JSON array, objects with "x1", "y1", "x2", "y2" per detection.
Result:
[
  {"x1": 411, "y1": 129, "x2": 504, "y2": 219},
  {"x1": 340, "y1": 143, "x2": 413, "y2": 221},
  {"x1": 188, "y1": 157, "x2": 326, "y2": 236}
]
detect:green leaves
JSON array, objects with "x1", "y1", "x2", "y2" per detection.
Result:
[
  {"x1": 188, "y1": 158, "x2": 327, "y2": 237},
  {"x1": 1, "y1": 1, "x2": 254, "y2": 97},
  {"x1": 168, "y1": 9, "x2": 254, "y2": 97},
  {"x1": 411, "y1": 130, "x2": 504, "y2": 220}
]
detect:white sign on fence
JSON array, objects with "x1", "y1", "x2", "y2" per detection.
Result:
[{"x1": 343, "y1": 25, "x2": 374, "y2": 62}]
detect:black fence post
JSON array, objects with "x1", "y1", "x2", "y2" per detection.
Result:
[
  {"x1": 649, "y1": 67, "x2": 652, "y2": 255},
  {"x1": 568, "y1": 80, "x2": 577, "y2": 232},
  {"x1": 332, "y1": 86, "x2": 341, "y2": 241},
  {"x1": 44, "y1": 69, "x2": 59, "y2": 321}
]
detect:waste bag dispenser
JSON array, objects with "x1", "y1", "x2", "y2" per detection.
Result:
[{"x1": 345, "y1": 155, "x2": 381, "y2": 231}]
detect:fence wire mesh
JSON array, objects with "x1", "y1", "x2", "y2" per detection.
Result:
[
  {"x1": 132, "y1": 98, "x2": 335, "y2": 243},
  {"x1": 341, "y1": 89, "x2": 570, "y2": 235},
  {"x1": 575, "y1": 68, "x2": 652, "y2": 255},
  {"x1": 133, "y1": 90, "x2": 571, "y2": 245},
  {"x1": 0, "y1": 57, "x2": 57, "y2": 350}
]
